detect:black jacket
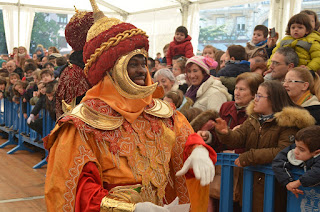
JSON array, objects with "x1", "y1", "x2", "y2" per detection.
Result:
[
  {"x1": 305, "y1": 105, "x2": 320, "y2": 125},
  {"x1": 31, "y1": 94, "x2": 46, "y2": 116},
  {"x1": 216, "y1": 60, "x2": 250, "y2": 77},
  {"x1": 272, "y1": 143, "x2": 320, "y2": 187}
]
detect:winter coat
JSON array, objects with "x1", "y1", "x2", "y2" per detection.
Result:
[
  {"x1": 301, "y1": 95, "x2": 320, "y2": 125},
  {"x1": 268, "y1": 31, "x2": 320, "y2": 71},
  {"x1": 166, "y1": 35, "x2": 194, "y2": 66},
  {"x1": 216, "y1": 60, "x2": 250, "y2": 78},
  {"x1": 272, "y1": 143, "x2": 320, "y2": 187},
  {"x1": 190, "y1": 76, "x2": 232, "y2": 112},
  {"x1": 216, "y1": 101, "x2": 316, "y2": 212},
  {"x1": 245, "y1": 41, "x2": 274, "y2": 59}
]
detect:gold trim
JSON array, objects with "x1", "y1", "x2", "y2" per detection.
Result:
[
  {"x1": 100, "y1": 197, "x2": 135, "y2": 212},
  {"x1": 110, "y1": 49, "x2": 157, "y2": 99},
  {"x1": 144, "y1": 99, "x2": 173, "y2": 118},
  {"x1": 68, "y1": 103, "x2": 124, "y2": 130},
  {"x1": 85, "y1": 28, "x2": 147, "y2": 73}
]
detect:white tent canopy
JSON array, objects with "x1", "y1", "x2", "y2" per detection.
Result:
[{"x1": 0, "y1": 0, "x2": 302, "y2": 57}]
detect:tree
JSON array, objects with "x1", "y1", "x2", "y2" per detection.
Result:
[
  {"x1": 30, "y1": 13, "x2": 61, "y2": 54},
  {"x1": 199, "y1": 25, "x2": 226, "y2": 44},
  {"x1": 0, "y1": 10, "x2": 8, "y2": 54}
]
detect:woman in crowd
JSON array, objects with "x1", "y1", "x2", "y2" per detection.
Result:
[
  {"x1": 154, "y1": 68, "x2": 178, "y2": 94},
  {"x1": 194, "y1": 72, "x2": 264, "y2": 211},
  {"x1": 212, "y1": 80, "x2": 315, "y2": 211},
  {"x1": 185, "y1": 55, "x2": 231, "y2": 112},
  {"x1": 282, "y1": 67, "x2": 320, "y2": 124}
]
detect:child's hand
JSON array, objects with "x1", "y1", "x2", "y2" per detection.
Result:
[
  {"x1": 286, "y1": 180, "x2": 304, "y2": 198},
  {"x1": 0, "y1": 93, "x2": 3, "y2": 99},
  {"x1": 23, "y1": 113, "x2": 28, "y2": 119},
  {"x1": 197, "y1": 130, "x2": 210, "y2": 141},
  {"x1": 23, "y1": 98, "x2": 27, "y2": 103}
]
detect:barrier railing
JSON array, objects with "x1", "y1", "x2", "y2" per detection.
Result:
[
  {"x1": 0, "y1": 98, "x2": 55, "y2": 169},
  {"x1": 217, "y1": 153, "x2": 320, "y2": 212}
]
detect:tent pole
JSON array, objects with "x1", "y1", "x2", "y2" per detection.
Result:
[{"x1": 18, "y1": 0, "x2": 20, "y2": 47}]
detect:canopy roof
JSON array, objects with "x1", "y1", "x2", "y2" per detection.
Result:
[{"x1": 0, "y1": 0, "x2": 301, "y2": 57}]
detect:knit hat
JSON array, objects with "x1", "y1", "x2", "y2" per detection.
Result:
[
  {"x1": 65, "y1": 10, "x2": 94, "y2": 51},
  {"x1": 186, "y1": 56, "x2": 218, "y2": 75},
  {"x1": 83, "y1": 0, "x2": 149, "y2": 87}
]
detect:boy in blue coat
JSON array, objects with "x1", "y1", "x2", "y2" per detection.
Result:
[{"x1": 272, "y1": 125, "x2": 320, "y2": 198}]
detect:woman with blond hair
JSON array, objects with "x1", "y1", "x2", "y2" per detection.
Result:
[{"x1": 283, "y1": 67, "x2": 320, "y2": 124}]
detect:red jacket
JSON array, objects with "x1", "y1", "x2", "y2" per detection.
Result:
[
  {"x1": 166, "y1": 35, "x2": 194, "y2": 65},
  {"x1": 218, "y1": 101, "x2": 247, "y2": 153}
]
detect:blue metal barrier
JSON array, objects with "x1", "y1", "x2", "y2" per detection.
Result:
[
  {"x1": 0, "y1": 99, "x2": 17, "y2": 148},
  {"x1": 0, "y1": 98, "x2": 55, "y2": 169},
  {"x1": 216, "y1": 153, "x2": 320, "y2": 212}
]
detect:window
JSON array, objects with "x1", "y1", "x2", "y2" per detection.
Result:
[{"x1": 236, "y1": 16, "x2": 246, "y2": 32}]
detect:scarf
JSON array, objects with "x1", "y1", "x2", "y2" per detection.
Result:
[
  {"x1": 258, "y1": 113, "x2": 274, "y2": 125},
  {"x1": 255, "y1": 39, "x2": 268, "y2": 47},
  {"x1": 296, "y1": 90, "x2": 312, "y2": 106},
  {"x1": 185, "y1": 74, "x2": 210, "y2": 102}
]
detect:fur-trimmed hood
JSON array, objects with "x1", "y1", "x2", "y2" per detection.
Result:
[
  {"x1": 190, "y1": 110, "x2": 219, "y2": 132},
  {"x1": 246, "y1": 101, "x2": 315, "y2": 129}
]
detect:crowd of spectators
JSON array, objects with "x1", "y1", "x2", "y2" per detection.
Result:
[{"x1": 1, "y1": 8, "x2": 320, "y2": 211}]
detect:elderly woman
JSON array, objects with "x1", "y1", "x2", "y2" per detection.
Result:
[
  {"x1": 212, "y1": 80, "x2": 315, "y2": 212},
  {"x1": 153, "y1": 68, "x2": 178, "y2": 94},
  {"x1": 282, "y1": 67, "x2": 320, "y2": 124},
  {"x1": 185, "y1": 56, "x2": 231, "y2": 112}
]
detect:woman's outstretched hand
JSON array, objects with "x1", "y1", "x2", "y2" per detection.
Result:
[{"x1": 211, "y1": 118, "x2": 228, "y2": 134}]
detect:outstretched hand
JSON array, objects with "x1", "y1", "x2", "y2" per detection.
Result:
[{"x1": 211, "y1": 118, "x2": 228, "y2": 134}]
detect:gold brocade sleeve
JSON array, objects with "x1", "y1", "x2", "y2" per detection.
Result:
[{"x1": 100, "y1": 197, "x2": 135, "y2": 212}]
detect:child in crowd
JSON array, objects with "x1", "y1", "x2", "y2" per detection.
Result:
[
  {"x1": 245, "y1": 25, "x2": 276, "y2": 59},
  {"x1": 164, "y1": 90, "x2": 193, "y2": 115},
  {"x1": 0, "y1": 77, "x2": 7, "y2": 99},
  {"x1": 161, "y1": 44, "x2": 170, "y2": 64},
  {"x1": 5, "y1": 73, "x2": 20, "y2": 101},
  {"x1": 273, "y1": 125, "x2": 320, "y2": 198},
  {"x1": 217, "y1": 45, "x2": 250, "y2": 77},
  {"x1": 9, "y1": 47, "x2": 18, "y2": 59},
  {"x1": 40, "y1": 69, "x2": 55, "y2": 84},
  {"x1": 45, "y1": 81, "x2": 57, "y2": 121},
  {"x1": 30, "y1": 82, "x2": 44, "y2": 105},
  {"x1": 202, "y1": 45, "x2": 217, "y2": 60},
  {"x1": 172, "y1": 56, "x2": 187, "y2": 84},
  {"x1": 300, "y1": 10, "x2": 320, "y2": 32},
  {"x1": 166, "y1": 26, "x2": 194, "y2": 66},
  {"x1": 13, "y1": 80, "x2": 29, "y2": 118},
  {"x1": 269, "y1": 13, "x2": 320, "y2": 72},
  {"x1": 156, "y1": 52, "x2": 162, "y2": 63}
]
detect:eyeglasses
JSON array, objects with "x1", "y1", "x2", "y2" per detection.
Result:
[
  {"x1": 270, "y1": 60, "x2": 286, "y2": 67},
  {"x1": 255, "y1": 94, "x2": 269, "y2": 101},
  {"x1": 281, "y1": 79, "x2": 305, "y2": 84}
]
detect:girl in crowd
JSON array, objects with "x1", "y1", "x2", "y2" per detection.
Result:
[
  {"x1": 283, "y1": 67, "x2": 320, "y2": 124},
  {"x1": 269, "y1": 13, "x2": 320, "y2": 72},
  {"x1": 5, "y1": 73, "x2": 20, "y2": 101},
  {"x1": 154, "y1": 68, "x2": 178, "y2": 94},
  {"x1": 14, "y1": 46, "x2": 31, "y2": 68},
  {"x1": 202, "y1": 45, "x2": 217, "y2": 60},
  {"x1": 185, "y1": 55, "x2": 231, "y2": 112},
  {"x1": 172, "y1": 56, "x2": 187, "y2": 84},
  {"x1": 212, "y1": 80, "x2": 315, "y2": 212},
  {"x1": 300, "y1": 9, "x2": 320, "y2": 32},
  {"x1": 13, "y1": 80, "x2": 29, "y2": 118}
]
